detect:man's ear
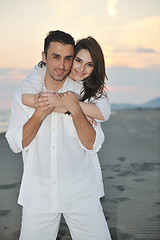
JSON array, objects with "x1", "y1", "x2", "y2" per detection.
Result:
[{"x1": 42, "y1": 51, "x2": 46, "y2": 63}]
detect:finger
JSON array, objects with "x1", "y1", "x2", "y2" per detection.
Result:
[
  {"x1": 35, "y1": 102, "x2": 47, "y2": 107},
  {"x1": 59, "y1": 93, "x2": 64, "y2": 97},
  {"x1": 57, "y1": 93, "x2": 63, "y2": 99},
  {"x1": 34, "y1": 93, "x2": 40, "y2": 101},
  {"x1": 92, "y1": 119, "x2": 97, "y2": 126},
  {"x1": 41, "y1": 92, "x2": 52, "y2": 97},
  {"x1": 37, "y1": 97, "x2": 48, "y2": 102},
  {"x1": 41, "y1": 106, "x2": 49, "y2": 111}
]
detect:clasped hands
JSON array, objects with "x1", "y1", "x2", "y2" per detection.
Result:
[
  {"x1": 34, "y1": 91, "x2": 79, "y2": 114},
  {"x1": 34, "y1": 91, "x2": 96, "y2": 125}
]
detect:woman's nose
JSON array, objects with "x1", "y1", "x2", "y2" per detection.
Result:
[{"x1": 80, "y1": 64, "x2": 85, "y2": 72}]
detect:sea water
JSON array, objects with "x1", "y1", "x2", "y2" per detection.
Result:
[{"x1": 0, "y1": 109, "x2": 10, "y2": 133}]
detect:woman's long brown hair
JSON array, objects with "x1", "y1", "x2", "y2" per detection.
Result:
[{"x1": 74, "y1": 37, "x2": 108, "y2": 102}]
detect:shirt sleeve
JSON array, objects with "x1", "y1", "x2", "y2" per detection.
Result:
[
  {"x1": 21, "y1": 64, "x2": 46, "y2": 94},
  {"x1": 5, "y1": 88, "x2": 32, "y2": 153},
  {"x1": 78, "y1": 121, "x2": 105, "y2": 154},
  {"x1": 93, "y1": 95, "x2": 111, "y2": 122}
]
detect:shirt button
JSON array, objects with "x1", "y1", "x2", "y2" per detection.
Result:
[
  {"x1": 52, "y1": 145, "x2": 55, "y2": 149},
  {"x1": 53, "y1": 181, "x2": 56, "y2": 184},
  {"x1": 53, "y1": 163, "x2": 55, "y2": 167},
  {"x1": 53, "y1": 128, "x2": 55, "y2": 131}
]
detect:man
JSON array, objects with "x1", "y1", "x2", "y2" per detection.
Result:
[{"x1": 6, "y1": 30, "x2": 111, "y2": 239}]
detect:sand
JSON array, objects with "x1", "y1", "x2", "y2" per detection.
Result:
[{"x1": 0, "y1": 109, "x2": 160, "y2": 240}]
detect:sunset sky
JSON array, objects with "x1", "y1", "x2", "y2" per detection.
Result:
[{"x1": 0, "y1": 0, "x2": 160, "y2": 109}]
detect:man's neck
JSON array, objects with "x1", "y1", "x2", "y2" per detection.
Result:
[{"x1": 44, "y1": 76, "x2": 67, "y2": 93}]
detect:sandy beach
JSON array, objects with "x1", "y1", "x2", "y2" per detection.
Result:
[{"x1": 0, "y1": 109, "x2": 160, "y2": 240}]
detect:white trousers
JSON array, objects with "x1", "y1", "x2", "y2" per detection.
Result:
[{"x1": 19, "y1": 200, "x2": 112, "y2": 240}]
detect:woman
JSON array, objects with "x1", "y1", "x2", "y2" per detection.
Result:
[{"x1": 22, "y1": 36, "x2": 111, "y2": 121}]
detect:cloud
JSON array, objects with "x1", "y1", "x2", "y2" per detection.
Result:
[
  {"x1": 106, "y1": 66, "x2": 160, "y2": 103},
  {"x1": 108, "y1": 85, "x2": 138, "y2": 92},
  {"x1": 122, "y1": 16, "x2": 160, "y2": 49},
  {"x1": 112, "y1": 47, "x2": 157, "y2": 54},
  {"x1": 107, "y1": 0, "x2": 120, "y2": 17},
  {"x1": 135, "y1": 47, "x2": 157, "y2": 53},
  {"x1": 107, "y1": 66, "x2": 160, "y2": 86},
  {"x1": 0, "y1": 68, "x2": 31, "y2": 83},
  {"x1": 0, "y1": 67, "x2": 31, "y2": 109}
]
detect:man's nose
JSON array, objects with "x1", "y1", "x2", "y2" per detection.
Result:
[{"x1": 58, "y1": 59, "x2": 65, "y2": 69}]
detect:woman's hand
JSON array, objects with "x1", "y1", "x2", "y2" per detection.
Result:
[
  {"x1": 86, "y1": 116, "x2": 97, "y2": 126},
  {"x1": 34, "y1": 92, "x2": 57, "y2": 110},
  {"x1": 34, "y1": 91, "x2": 79, "y2": 113}
]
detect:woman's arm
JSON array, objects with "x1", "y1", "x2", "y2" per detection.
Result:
[
  {"x1": 22, "y1": 93, "x2": 37, "y2": 107},
  {"x1": 21, "y1": 64, "x2": 45, "y2": 94},
  {"x1": 79, "y1": 102, "x2": 105, "y2": 121},
  {"x1": 79, "y1": 94, "x2": 111, "y2": 121},
  {"x1": 92, "y1": 96, "x2": 111, "y2": 121},
  {"x1": 22, "y1": 93, "x2": 67, "y2": 113},
  {"x1": 22, "y1": 92, "x2": 111, "y2": 121}
]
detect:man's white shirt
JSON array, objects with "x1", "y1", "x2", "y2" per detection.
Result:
[{"x1": 6, "y1": 77, "x2": 105, "y2": 213}]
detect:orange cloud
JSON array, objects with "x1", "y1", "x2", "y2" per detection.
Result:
[
  {"x1": 107, "y1": 85, "x2": 138, "y2": 92},
  {"x1": 0, "y1": 68, "x2": 30, "y2": 83}
]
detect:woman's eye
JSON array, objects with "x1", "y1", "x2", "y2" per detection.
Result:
[
  {"x1": 75, "y1": 58, "x2": 81, "y2": 63},
  {"x1": 88, "y1": 63, "x2": 93, "y2": 67}
]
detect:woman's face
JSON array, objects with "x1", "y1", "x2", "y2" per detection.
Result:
[{"x1": 69, "y1": 49, "x2": 94, "y2": 82}]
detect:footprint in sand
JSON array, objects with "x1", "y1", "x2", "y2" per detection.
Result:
[
  {"x1": 117, "y1": 157, "x2": 127, "y2": 162},
  {"x1": 105, "y1": 176, "x2": 115, "y2": 179},
  {"x1": 134, "y1": 178, "x2": 145, "y2": 182},
  {"x1": 0, "y1": 183, "x2": 20, "y2": 190},
  {"x1": 131, "y1": 162, "x2": 160, "y2": 172},
  {"x1": 113, "y1": 197, "x2": 130, "y2": 203},
  {"x1": 155, "y1": 202, "x2": 160, "y2": 206},
  {"x1": 113, "y1": 185, "x2": 127, "y2": 191},
  {"x1": 0, "y1": 210, "x2": 12, "y2": 217}
]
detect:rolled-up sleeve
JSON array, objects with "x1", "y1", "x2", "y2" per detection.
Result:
[
  {"x1": 93, "y1": 96, "x2": 111, "y2": 122},
  {"x1": 78, "y1": 122, "x2": 105, "y2": 154},
  {"x1": 5, "y1": 88, "x2": 29, "y2": 153}
]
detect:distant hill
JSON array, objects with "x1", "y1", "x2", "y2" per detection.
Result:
[
  {"x1": 139, "y1": 97, "x2": 160, "y2": 109},
  {"x1": 111, "y1": 97, "x2": 160, "y2": 110}
]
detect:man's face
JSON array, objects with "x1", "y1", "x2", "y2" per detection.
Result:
[{"x1": 42, "y1": 42, "x2": 74, "y2": 83}]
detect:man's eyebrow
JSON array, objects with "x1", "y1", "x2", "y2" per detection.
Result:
[
  {"x1": 65, "y1": 55, "x2": 74, "y2": 58},
  {"x1": 52, "y1": 53, "x2": 60, "y2": 57},
  {"x1": 51, "y1": 53, "x2": 73, "y2": 58}
]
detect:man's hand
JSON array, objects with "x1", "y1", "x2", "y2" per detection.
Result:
[
  {"x1": 22, "y1": 103, "x2": 54, "y2": 148},
  {"x1": 58, "y1": 91, "x2": 79, "y2": 114},
  {"x1": 34, "y1": 91, "x2": 79, "y2": 114},
  {"x1": 34, "y1": 103, "x2": 55, "y2": 121}
]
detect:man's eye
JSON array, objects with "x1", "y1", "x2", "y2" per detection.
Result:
[
  {"x1": 54, "y1": 56, "x2": 59, "y2": 59},
  {"x1": 66, "y1": 57, "x2": 72, "y2": 61}
]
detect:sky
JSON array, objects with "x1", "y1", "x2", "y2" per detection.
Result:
[{"x1": 0, "y1": 0, "x2": 160, "y2": 109}]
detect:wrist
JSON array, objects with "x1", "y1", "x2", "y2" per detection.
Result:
[
  {"x1": 34, "y1": 108, "x2": 46, "y2": 122},
  {"x1": 70, "y1": 105, "x2": 82, "y2": 117}
]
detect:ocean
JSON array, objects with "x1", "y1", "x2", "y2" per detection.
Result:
[{"x1": 0, "y1": 109, "x2": 10, "y2": 133}]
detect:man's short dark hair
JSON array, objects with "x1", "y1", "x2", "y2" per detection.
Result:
[{"x1": 44, "y1": 30, "x2": 75, "y2": 57}]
